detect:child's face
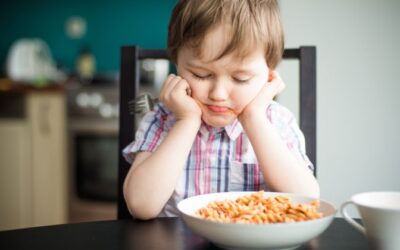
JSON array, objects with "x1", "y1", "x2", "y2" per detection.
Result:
[{"x1": 176, "y1": 25, "x2": 269, "y2": 128}]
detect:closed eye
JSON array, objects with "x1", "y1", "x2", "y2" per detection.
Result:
[
  {"x1": 233, "y1": 77, "x2": 251, "y2": 84},
  {"x1": 192, "y1": 73, "x2": 212, "y2": 81}
]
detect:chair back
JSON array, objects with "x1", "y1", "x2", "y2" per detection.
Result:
[{"x1": 117, "y1": 46, "x2": 316, "y2": 219}]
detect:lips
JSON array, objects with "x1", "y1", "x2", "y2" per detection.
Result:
[{"x1": 207, "y1": 105, "x2": 230, "y2": 113}]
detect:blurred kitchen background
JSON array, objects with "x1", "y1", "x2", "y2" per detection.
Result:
[
  {"x1": 1, "y1": 0, "x2": 399, "y2": 231},
  {"x1": 0, "y1": 0, "x2": 175, "y2": 231}
]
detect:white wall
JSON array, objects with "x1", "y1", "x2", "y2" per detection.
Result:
[{"x1": 277, "y1": 0, "x2": 400, "y2": 217}]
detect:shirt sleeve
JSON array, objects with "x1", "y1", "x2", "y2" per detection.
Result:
[
  {"x1": 122, "y1": 103, "x2": 174, "y2": 164},
  {"x1": 267, "y1": 102, "x2": 314, "y2": 172}
]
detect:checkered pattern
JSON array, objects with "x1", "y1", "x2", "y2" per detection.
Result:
[{"x1": 123, "y1": 102, "x2": 313, "y2": 217}]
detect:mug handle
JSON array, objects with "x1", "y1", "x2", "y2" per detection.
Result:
[{"x1": 340, "y1": 201, "x2": 366, "y2": 234}]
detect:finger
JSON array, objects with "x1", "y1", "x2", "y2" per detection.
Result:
[
  {"x1": 275, "y1": 72, "x2": 283, "y2": 84},
  {"x1": 268, "y1": 70, "x2": 277, "y2": 82},
  {"x1": 263, "y1": 73, "x2": 285, "y2": 99},
  {"x1": 272, "y1": 77, "x2": 285, "y2": 95},
  {"x1": 278, "y1": 81, "x2": 285, "y2": 93},
  {"x1": 171, "y1": 78, "x2": 191, "y2": 98},
  {"x1": 166, "y1": 75, "x2": 185, "y2": 96},
  {"x1": 186, "y1": 85, "x2": 192, "y2": 96},
  {"x1": 268, "y1": 71, "x2": 284, "y2": 87},
  {"x1": 162, "y1": 75, "x2": 182, "y2": 98},
  {"x1": 160, "y1": 74, "x2": 176, "y2": 96}
]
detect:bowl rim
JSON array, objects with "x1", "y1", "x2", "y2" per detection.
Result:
[{"x1": 177, "y1": 191, "x2": 337, "y2": 226}]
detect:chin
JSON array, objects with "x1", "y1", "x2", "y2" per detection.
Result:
[
  {"x1": 197, "y1": 102, "x2": 238, "y2": 128},
  {"x1": 202, "y1": 114, "x2": 235, "y2": 128}
]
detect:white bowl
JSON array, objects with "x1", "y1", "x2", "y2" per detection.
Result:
[{"x1": 177, "y1": 192, "x2": 336, "y2": 250}]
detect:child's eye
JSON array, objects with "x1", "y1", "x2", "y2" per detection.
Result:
[
  {"x1": 233, "y1": 78, "x2": 250, "y2": 84},
  {"x1": 192, "y1": 73, "x2": 211, "y2": 81}
]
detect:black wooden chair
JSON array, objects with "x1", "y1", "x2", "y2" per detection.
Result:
[{"x1": 117, "y1": 46, "x2": 316, "y2": 219}]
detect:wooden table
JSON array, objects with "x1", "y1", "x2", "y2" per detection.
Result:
[{"x1": 0, "y1": 217, "x2": 369, "y2": 249}]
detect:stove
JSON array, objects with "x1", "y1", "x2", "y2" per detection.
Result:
[{"x1": 66, "y1": 83, "x2": 119, "y2": 223}]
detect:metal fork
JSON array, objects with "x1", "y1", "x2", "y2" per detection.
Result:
[{"x1": 128, "y1": 93, "x2": 159, "y2": 115}]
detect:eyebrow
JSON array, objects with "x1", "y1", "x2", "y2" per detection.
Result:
[
  {"x1": 186, "y1": 61, "x2": 256, "y2": 75},
  {"x1": 186, "y1": 61, "x2": 210, "y2": 71}
]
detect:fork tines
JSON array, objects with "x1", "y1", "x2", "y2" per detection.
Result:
[{"x1": 128, "y1": 94, "x2": 156, "y2": 115}]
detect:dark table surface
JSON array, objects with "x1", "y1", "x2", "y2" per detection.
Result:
[{"x1": 0, "y1": 217, "x2": 369, "y2": 250}]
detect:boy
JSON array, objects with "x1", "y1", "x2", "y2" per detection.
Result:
[{"x1": 123, "y1": 0, "x2": 319, "y2": 220}]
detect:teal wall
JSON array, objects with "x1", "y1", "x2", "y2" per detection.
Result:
[{"x1": 0, "y1": 0, "x2": 177, "y2": 74}]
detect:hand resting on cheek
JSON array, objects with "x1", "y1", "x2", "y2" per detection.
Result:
[
  {"x1": 159, "y1": 74, "x2": 202, "y2": 122},
  {"x1": 238, "y1": 70, "x2": 285, "y2": 121}
]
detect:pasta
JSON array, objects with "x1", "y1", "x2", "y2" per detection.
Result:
[{"x1": 195, "y1": 191, "x2": 322, "y2": 224}]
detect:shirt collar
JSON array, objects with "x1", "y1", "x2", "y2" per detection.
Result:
[{"x1": 199, "y1": 119, "x2": 243, "y2": 141}]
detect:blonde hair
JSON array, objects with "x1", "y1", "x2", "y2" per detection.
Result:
[{"x1": 168, "y1": 0, "x2": 284, "y2": 69}]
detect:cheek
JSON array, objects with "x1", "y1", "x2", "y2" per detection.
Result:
[
  {"x1": 232, "y1": 84, "x2": 264, "y2": 111},
  {"x1": 187, "y1": 80, "x2": 199, "y2": 96},
  {"x1": 231, "y1": 92, "x2": 253, "y2": 111},
  {"x1": 187, "y1": 80, "x2": 208, "y2": 100}
]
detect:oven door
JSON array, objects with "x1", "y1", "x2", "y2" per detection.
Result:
[
  {"x1": 69, "y1": 120, "x2": 118, "y2": 202},
  {"x1": 75, "y1": 133, "x2": 118, "y2": 201}
]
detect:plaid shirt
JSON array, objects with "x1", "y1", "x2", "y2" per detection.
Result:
[{"x1": 123, "y1": 101, "x2": 313, "y2": 217}]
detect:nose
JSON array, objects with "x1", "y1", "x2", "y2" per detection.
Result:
[{"x1": 208, "y1": 79, "x2": 229, "y2": 102}]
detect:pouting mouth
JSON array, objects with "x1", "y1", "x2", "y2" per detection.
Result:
[{"x1": 207, "y1": 105, "x2": 230, "y2": 113}]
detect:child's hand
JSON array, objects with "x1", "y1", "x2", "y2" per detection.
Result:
[
  {"x1": 239, "y1": 70, "x2": 285, "y2": 121},
  {"x1": 159, "y1": 74, "x2": 202, "y2": 122}
]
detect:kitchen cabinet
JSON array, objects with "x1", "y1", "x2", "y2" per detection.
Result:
[{"x1": 0, "y1": 86, "x2": 68, "y2": 230}]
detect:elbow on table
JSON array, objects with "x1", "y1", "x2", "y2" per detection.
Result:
[
  {"x1": 296, "y1": 180, "x2": 320, "y2": 199},
  {"x1": 124, "y1": 198, "x2": 162, "y2": 220},
  {"x1": 123, "y1": 188, "x2": 161, "y2": 220},
  {"x1": 296, "y1": 176, "x2": 321, "y2": 199},
  {"x1": 128, "y1": 205, "x2": 161, "y2": 220}
]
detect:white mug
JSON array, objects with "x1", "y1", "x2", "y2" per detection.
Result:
[{"x1": 340, "y1": 192, "x2": 400, "y2": 250}]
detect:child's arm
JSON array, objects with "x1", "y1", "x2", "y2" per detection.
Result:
[
  {"x1": 239, "y1": 71, "x2": 320, "y2": 198},
  {"x1": 123, "y1": 75, "x2": 201, "y2": 220}
]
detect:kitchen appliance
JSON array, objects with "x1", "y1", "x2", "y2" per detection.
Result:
[
  {"x1": 66, "y1": 58, "x2": 168, "y2": 222},
  {"x1": 6, "y1": 38, "x2": 65, "y2": 83},
  {"x1": 67, "y1": 83, "x2": 119, "y2": 222}
]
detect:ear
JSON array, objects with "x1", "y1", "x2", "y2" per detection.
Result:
[{"x1": 268, "y1": 70, "x2": 274, "y2": 82}]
